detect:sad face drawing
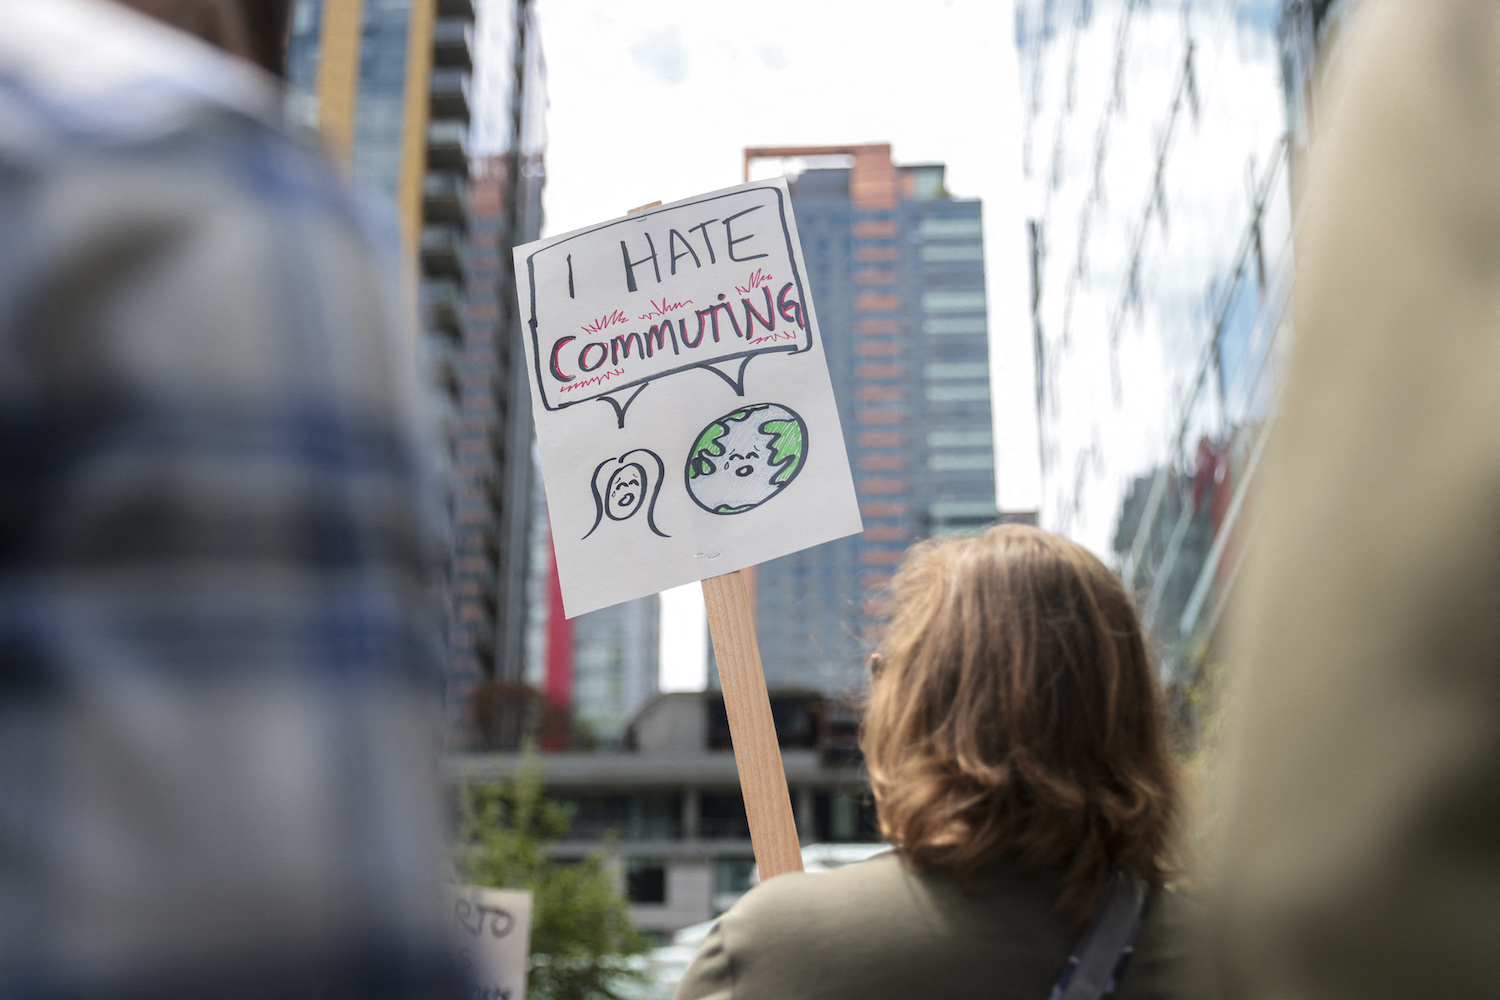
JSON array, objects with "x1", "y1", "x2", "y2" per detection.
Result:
[
  {"x1": 606, "y1": 462, "x2": 646, "y2": 520},
  {"x1": 685, "y1": 403, "x2": 808, "y2": 515},
  {"x1": 585, "y1": 449, "x2": 668, "y2": 539}
]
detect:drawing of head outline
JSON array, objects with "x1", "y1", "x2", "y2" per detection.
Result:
[
  {"x1": 684, "y1": 403, "x2": 809, "y2": 515},
  {"x1": 605, "y1": 462, "x2": 648, "y2": 522},
  {"x1": 585, "y1": 448, "x2": 669, "y2": 539}
]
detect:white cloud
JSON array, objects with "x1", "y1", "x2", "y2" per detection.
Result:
[
  {"x1": 755, "y1": 43, "x2": 788, "y2": 70},
  {"x1": 628, "y1": 25, "x2": 689, "y2": 85}
]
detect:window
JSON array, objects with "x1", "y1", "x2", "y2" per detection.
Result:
[
  {"x1": 928, "y1": 429, "x2": 993, "y2": 448},
  {"x1": 924, "y1": 317, "x2": 987, "y2": 335},
  {"x1": 922, "y1": 290, "x2": 987, "y2": 313},
  {"x1": 924, "y1": 361, "x2": 990, "y2": 380},
  {"x1": 930, "y1": 452, "x2": 995, "y2": 471},
  {"x1": 699, "y1": 791, "x2": 750, "y2": 839},
  {"x1": 714, "y1": 857, "x2": 757, "y2": 895},
  {"x1": 920, "y1": 242, "x2": 984, "y2": 262},
  {"x1": 559, "y1": 795, "x2": 682, "y2": 841},
  {"x1": 626, "y1": 858, "x2": 667, "y2": 904},
  {"x1": 919, "y1": 216, "x2": 983, "y2": 239},
  {"x1": 926, "y1": 383, "x2": 991, "y2": 403},
  {"x1": 930, "y1": 500, "x2": 997, "y2": 521}
]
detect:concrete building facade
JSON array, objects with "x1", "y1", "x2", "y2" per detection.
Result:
[{"x1": 448, "y1": 690, "x2": 878, "y2": 936}]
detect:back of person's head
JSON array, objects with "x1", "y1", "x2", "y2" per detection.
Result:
[{"x1": 862, "y1": 524, "x2": 1179, "y2": 922}]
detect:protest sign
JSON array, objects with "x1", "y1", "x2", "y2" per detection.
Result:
[
  {"x1": 452, "y1": 886, "x2": 532, "y2": 1000},
  {"x1": 514, "y1": 178, "x2": 862, "y2": 619}
]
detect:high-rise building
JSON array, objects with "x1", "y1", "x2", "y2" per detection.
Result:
[
  {"x1": 453, "y1": 147, "x2": 546, "y2": 750},
  {"x1": 739, "y1": 145, "x2": 1000, "y2": 695},
  {"x1": 284, "y1": 0, "x2": 546, "y2": 747},
  {"x1": 1014, "y1": 0, "x2": 1360, "y2": 689},
  {"x1": 566, "y1": 594, "x2": 661, "y2": 748}
]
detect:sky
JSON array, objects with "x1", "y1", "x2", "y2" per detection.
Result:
[{"x1": 512, "y1": 0, "x2": 1041, "y2": 689}]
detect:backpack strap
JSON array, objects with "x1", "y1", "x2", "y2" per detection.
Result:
[{"x1": 1049, "y1": 872, "x2": 1151, "y2": 1000}]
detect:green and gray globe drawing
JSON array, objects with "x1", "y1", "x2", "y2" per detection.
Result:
[{"x1": 685, "y1": 403, "x2": 808, "y2": 515}]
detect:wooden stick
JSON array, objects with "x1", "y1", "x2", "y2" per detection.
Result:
[
  {"x1": 624, "y1": 200, "x2": 801, "y2": 880},
  {"x1": 702, "y1": 570, "x2": 804, "y2": 880}
]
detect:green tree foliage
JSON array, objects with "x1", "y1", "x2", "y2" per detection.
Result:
[{"x1": 455, "y1": 753, "x2": 649, "y2": 1000}]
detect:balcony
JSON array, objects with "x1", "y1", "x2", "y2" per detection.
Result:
[
  {"x1": 421, "y1": 277, "x2": 462, "y2": 340},
  {"x1": 423, "y1": 171, "x2": 468, "y2": 224},
  {"x1": 437, "y1": 0, "x2": 474, "y2": 19},
  {"x1": 429, "y1": 68, "x2": 471, "y2": 120},
  {"x1": 427, "y1": 119, "x2": 468, "y2": 170},
  {"x1": 425, "y1": 335, "x2": 461, "y2": 401},
  {"x1": 433, "y1": 18, "x2": 473, "y2": 69},
  {"x1": 420, "y1": 225, "x2": 464, "y2": 277}
]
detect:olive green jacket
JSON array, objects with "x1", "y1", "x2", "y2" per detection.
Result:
[{"x1": 675, "y1": 853, "x2": 1205, "y2": 1000}]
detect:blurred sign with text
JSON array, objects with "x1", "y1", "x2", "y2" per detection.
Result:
[{"x1": 453, "y1": 886, "x2": 532, "y2": 1000}]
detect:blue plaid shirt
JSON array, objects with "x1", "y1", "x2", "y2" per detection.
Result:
[{"x1": 0, "y1": 2, "x2": 458, "y2": 996}]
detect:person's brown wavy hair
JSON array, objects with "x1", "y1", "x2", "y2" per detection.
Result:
[{"x1": 862, "y1": 524, "x2": 1179, "y2": 924}]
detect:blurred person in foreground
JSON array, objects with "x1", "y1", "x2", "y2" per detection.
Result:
[
  {"x1": 0, "y1": 1, "x2": 459, "y2": 996},
  {"x1": 1211, "y1": 0, "x2": 1500, "y2": 996},
  {"x1": 676, "y1": 525, "x2": 1203, "y2": 1000}
]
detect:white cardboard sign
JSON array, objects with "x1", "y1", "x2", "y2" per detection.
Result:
[
  {"x1": 452, "y1": 886, "x2": 532, "y2": 1000},
  {"x1": 515, "y1": 178, "x2": 862, "y2": 617}
]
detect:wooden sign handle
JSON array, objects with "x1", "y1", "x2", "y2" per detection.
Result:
[
  {"x1": 702, "y1": 570, "x2": 804, "y2": 880},
  {"x1": 624, "y1": 201, "x2": 802, "y2": 881}
]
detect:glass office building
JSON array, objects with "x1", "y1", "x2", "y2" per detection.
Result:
[
  {"x1": 1015, "y1": 0, "x2": 1359, "y2": 688},
  {"x1": 744, "y1": 145, "x2": 1000, "y2": 696}
]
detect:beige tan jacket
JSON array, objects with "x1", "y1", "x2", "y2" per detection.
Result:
[{"x1": 1212, "y1": 1, "x2": 1500, "y2": 996}]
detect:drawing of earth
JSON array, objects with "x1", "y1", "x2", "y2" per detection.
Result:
[{"x1": 685, "y1": 403, "x2": 808, "y2": 515}]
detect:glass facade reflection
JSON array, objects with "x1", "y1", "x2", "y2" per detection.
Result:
[
  {"x1": 1017, "y1": 0, "x2": 1294, "y2": 686},
  {"x1": 350, "y1": 0, "x2": 411, "y2": 200}
]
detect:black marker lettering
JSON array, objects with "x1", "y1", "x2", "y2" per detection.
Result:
[
  {"x1": 717, "y1": 301, "x2": 744, "y2": 340},
  {"x1": 688, "y1": 219, "x2": 719, "y2": 264},
  {"x1": 620, "y1": 233, "x2": 661, "y2": 293},
  {"x1": 687, "y1": 307, "x2": 713, "y2": 348},
  {"x1": 646, "y1": 321, "x2": 680, "y2": 357},
  {"x1": 549, "y1": 335, "x2": 577, "y2": 381},
  {"x1": 610, "y1": 331, "x2": 644, "y2": 364},
  {"x1": 723, "y1": 205, "x2": 769, "y2": 262},
  {"x1": 743, "y1": 287, "x2": 776, "y2": 333},
  {"x1": 579, "y1": 341, "x2": 608, "y2": 372},
  {"x1": 776, "y1": 282, "x2": 805, "y2": 329},
  {"x1": 567, "y1": 254, "x2": 575, "y2": 298},
  {"x1": 667, "y1": 229, "x2": 702, "y2": 274}
]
